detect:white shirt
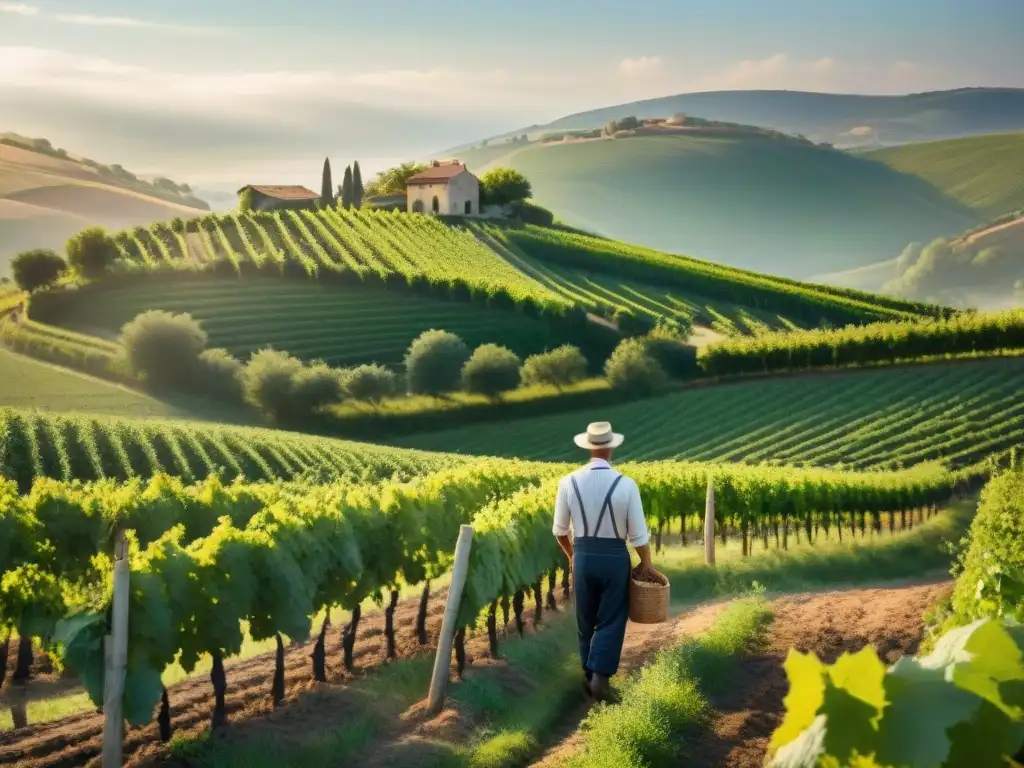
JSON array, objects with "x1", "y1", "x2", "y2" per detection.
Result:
[{"x1": 552, "y1": 459, "x2": 650, "y2": 548}]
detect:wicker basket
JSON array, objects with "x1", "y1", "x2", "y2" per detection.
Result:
[{"x1": 628, "y1": 570, "x2": 670, "y2": 624}]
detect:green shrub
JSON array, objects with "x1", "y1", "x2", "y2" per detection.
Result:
[
  {"x1": 119, "y1": 310, "x2": 207, "y2": 390},
  {"x1": 604, "y1": 338, "x2": 666, "y2": 396},
  {"x1": 197, "y1": 348, "x2": 244, "y2": 401},
  {"x1": 291, "y1": 363, "x2": 345, "y2": 413},
  {"x1": 405, "y1": 329, "x2": 470, "y2": 396},
  {"x1": 343, "y1": 364, "x2": 397, "y2": 405},
  {"x1": 947, "y1": 468, "x2": 1024, "y2": 627},
  {"x1": 461, "y1": 344, "x2": 522, "y2": 399},
  {"x1": 11, "y1": 249, "x2": 67, "y2": 293},
  {"x1": 66, "y1": 227, "x2": 119, "y2": 279},
  {"x1": 480, "y1": 168, "x2": 532, "y2": 206},
  {"x1": 643, "y1": 336, "x2": 699, "y2": 380},
  {"x1": 243, "y1": 349, "x2": 304, "y2": 421},
  {"x1": 521, "y1": 345, "x2": 588, "y2": 389}
]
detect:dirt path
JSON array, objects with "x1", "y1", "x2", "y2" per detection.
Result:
[
  {"x1": 687, "y1": 578, "x2": 951, "y2": 767},
  {"x1": 0, "y1": 584, "x2": 572, "y2": 768},
  {"x1": 528, "y1": 599, "x2": 732, "y2": 767}
]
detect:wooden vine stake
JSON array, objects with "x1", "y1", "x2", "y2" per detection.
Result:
[
  {"x1": 103, "y1": 530, "x2": 130, "y2": 768},
  {"x1": 704, "y1": 478, "x2": 716, "y2": 566},
  {"x1": 427, "y1": 525, "x2": 473, "y2": 716}
]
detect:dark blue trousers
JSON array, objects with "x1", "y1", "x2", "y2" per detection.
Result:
[{"x1": 573, "y1": 536, "x2": 630, "y2": 678}]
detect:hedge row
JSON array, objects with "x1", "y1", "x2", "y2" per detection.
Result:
[{"x1": 700, "y1": 309, "x2": 1024, "y2": 376}]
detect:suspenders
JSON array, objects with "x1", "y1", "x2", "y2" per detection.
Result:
[{"x1": 570, "y1": 472, "x2": 626, "y2": 539}]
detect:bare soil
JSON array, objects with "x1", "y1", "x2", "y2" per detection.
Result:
[
  {"x1": 0, "y1": 583, "x2": 567, "y2": 768},
  {"x1": 686, "y1": 579, "x2": 951, "y2": 768}
]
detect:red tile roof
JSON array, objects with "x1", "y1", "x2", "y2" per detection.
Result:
[
  {"x1": 238, "y1": 185, "x2": 320, "y2": 200},
  {"x1": 406, "y1": 163, "x2": 469, "y2": 186}
]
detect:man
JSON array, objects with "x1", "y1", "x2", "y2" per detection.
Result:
[{"x1": 552, "y1": 421, "x2": 658, "y2": 701}]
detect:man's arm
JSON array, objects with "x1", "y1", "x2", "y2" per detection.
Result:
[
  {"x1": 552, "y1": 479, "x2": 573, "y2": 563},
  {"x1": 625, "y1": 479, "x2": 658, "y2": 578}
]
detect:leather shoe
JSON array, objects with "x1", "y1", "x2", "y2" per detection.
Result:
[{"x1": 589, "y1": 673, "x2": 611, "y2": 701}]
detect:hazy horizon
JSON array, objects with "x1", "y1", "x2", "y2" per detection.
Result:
[{"x1": 3, "y1": 0, "x2": 1023, "y2": 194}]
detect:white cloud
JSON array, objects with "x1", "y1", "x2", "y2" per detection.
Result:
[
  {"x1": 0, "y1": 46, "x2": 580, "y2": 117},
  {"x1": 0, "y1": 2, "x2": 39, "y2": 16},
  {"x1": 618, "y1": 56, "x2": 665, "y2": 77},
  {"x1": 51, "y1": 12, "x2": 225, "y2": 34}
]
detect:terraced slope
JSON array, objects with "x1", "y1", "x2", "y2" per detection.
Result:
[
  {"x1": 36, "y1": 278, "x2": 569, "y2": 368},
  {"x1": 393, "y1": 357, "x2": 1024, "y2": 470},
  {"x1": 459, "y1": 133, "x2": 979, "y2": 277},
  {"x1": 0, "y1": 407, "x2": 468, "y2": 491},
  {"x1": 867, "y1": 132, "x2": 1024, "y2": 219}
]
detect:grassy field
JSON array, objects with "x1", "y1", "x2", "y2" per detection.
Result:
[
  {"x1": 867, "y1": 131, "x2": 1024, "y2": 219},
  {"x1": 0, "y1": 142, "x2": 206, "y2": 275},
  {"x1": 37, "y1": 277, "x2": 570, "y2": 368},
  {"x1": 0, "y1": 407, "x2": 468, "y2": 490},
  {"x1": 394, "y1": 356, "x2": 1024, "y2": 469},
  {"x1": 0, "y1": 349, "x2": 179, "y2": 416},
  {"x1": 458, "y1": 133, "x2": 979, "y2": 278}
]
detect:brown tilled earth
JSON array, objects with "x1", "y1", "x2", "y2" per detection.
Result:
[
  {"x1": 0, "y1": 584, "x2": 569, "y2": 768},
  {"x1": 686, "y1": 579, "x2": 951, "y2": 768},
  {"x1": 531, "y1": 578, "x2": 950, "y2": 767},
  {"x1": 0, "y1": 579, "x2": 951, "y2": 768}
]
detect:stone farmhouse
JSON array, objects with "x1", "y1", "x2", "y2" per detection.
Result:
[
  {"x1": 406, "y1": 161, "x2": 480, "y2": 216},
  {"x1": 237, "y1": 185, "x2": 320, "y2": 212}
]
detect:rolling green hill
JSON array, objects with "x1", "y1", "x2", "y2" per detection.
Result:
[
  {"x1": 20, "y1": 210, "x2": 939, "y2": 377},
  {"x1": 458, "y1": 133, "x2": 979, "y2": 278},
  {"x1": 866, "y1": 132, "x2": 1024, "y2": 219},
  {"x1": 454, "y1": 87, "x2": 1024, "y2": 152},
  {"x1": 393, "y1": 356, "x2": 1024, "y2": 470}
]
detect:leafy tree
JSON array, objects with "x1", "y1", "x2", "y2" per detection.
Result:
[
  {"x1": 197, "y1": 348, "x2": 244, "y2": 402},
  {"x1": 320, "y1": 158, "x2": 334, "y2": 206},
  {"x1": 604, "y1": 337, "x2": 666, "y2": 395},
  {"x1": 480, "y1": 168, "x2": 532, "y2": 206},
  {"x1": 119, "y1": 310, "x2": 208, "y2": 390},
  {"x1": 643, "y1": 335, "x2": 698, "y2": 380},
  {"x1": 343, "y1": 363, "x2": 397, "y2": 405},
  {"x1": 341, "y1": 165, "x2": 354, "y2": 209},
  {"x1": 521, "y1": 345, "x2": 588, "y2": 390},
  {"x1": 66, "y1": 226, "x2": 118, "y2": 279},
  {"x1": 242, "y1": 349, "x2": 304, "y2": 421},
  {"x1": 352, "y1": 161, "x2": 364, "y2": 209},
  {"x1": 404, "y1": 329, "x2": 470, "y2": 396},
  {"x1": 364, "y1": 162, "x2": 429, "y2": 197},
  {"x1": 291, "y1": 363, "x2": 345, "y2": 414},
  {"x1": 11, "y1": 249, "x2": 67, "y2": 292},
  {"x1": 461, "y1": 344, "x2": 521, "y2": 399}
]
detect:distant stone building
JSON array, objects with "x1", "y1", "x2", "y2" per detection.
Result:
[
  {"x1": 406, "y1": 161, "x2": 480, "y2": 216},
  {"x1": 237, "y1": 185, "x2": 320, "y2": 212}
]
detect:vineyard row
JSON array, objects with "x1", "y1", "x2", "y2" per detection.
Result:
[{"x1": 0, "y1": 459, "x2": 959, "y2": 733}]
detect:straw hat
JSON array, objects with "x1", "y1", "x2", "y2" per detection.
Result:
[{"x1": 574, "y1": 421, "x2": 624, "y2": 450}]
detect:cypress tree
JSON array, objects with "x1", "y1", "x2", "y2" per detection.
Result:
[
  {"x1": 341, "y1": 165, "x2": 354, "y2": 209},
  {"x1": 352, "y1": 161, "x2": 364, "y2": 209},
  {"x1": 320, "y1": 157, "x2": 334, "y2": 206}
]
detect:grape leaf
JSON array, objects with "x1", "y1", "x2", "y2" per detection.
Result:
[
  {"x1": 124, "y1": 663, "x2": 163, "y2": 727},
  {"x1": 945, "y1": 699, "x2": 1024, "y2": 767},
  {"x1": 770, "y1": 650, "x2": 827, "y2": 751},
  {"x1": 54, "y1": 611, "x2": 106, "y2": 706},
  {"x1": 952, "y1": 619, "x2": 1024, "y2": 717}
]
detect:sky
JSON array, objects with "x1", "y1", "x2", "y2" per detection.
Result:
[{"x1": 2, "y1": 0, "x2": 1023, "y2": 192}]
